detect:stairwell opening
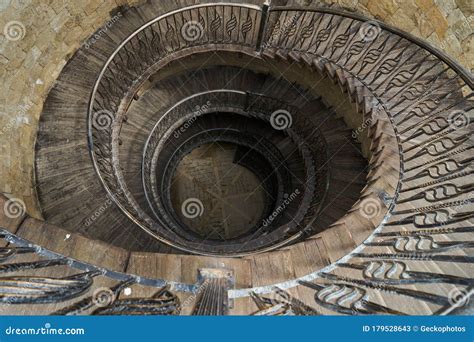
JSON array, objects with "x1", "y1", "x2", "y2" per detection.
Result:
[
  {"x1": 170, "y1": 141, "x2": 269, "y2": 240},
  {"x1": 37, "y1": 51, "x2": 381, "y2": 256},
  {"x1": 35, "y1": 15, "x2": 403, "y2": 256},
  {"x1": 163, "y1": 110, "x2": 308, "y2": 242}
]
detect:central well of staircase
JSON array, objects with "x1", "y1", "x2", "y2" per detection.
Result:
[
  {"x1": 171, "y1": 142, "x2": 267, "y2": 240},
  {"x1": 35, "y1": 3, "x2": 408, "y2": 257}
]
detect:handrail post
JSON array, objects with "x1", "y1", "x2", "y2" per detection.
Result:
[{"x1": 256, "y1": 1, "x2": 270, "y2": 52}]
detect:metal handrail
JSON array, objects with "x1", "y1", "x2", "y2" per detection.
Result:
[
  {"x1": 86, "y1": 2, "x2": 473, "y2": 258},
  {"x1": 87, "y1": 3, "x2": 266, "y2": 256},
  {"x1": 269, "y1": 6, "x2": 473, "y2": 88},
  {"x1": 140, "y1": 89, "x2": 321, "y2": 248},
  {"x1": 8, "y1": 2, "x2": 469, "y2": 314}
]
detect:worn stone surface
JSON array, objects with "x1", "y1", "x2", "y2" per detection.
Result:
[{"x1": 455, "y1": 0, "x2": 474, "y2": 15}]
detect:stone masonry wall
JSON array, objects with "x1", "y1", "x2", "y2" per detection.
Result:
[{"x1": 0, "y1": 0, "x2": 472, "y2": 218}]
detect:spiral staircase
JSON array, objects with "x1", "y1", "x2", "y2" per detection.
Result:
[{"x1": 0, "y1": 1, "x2": 472, "y2": 315}]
